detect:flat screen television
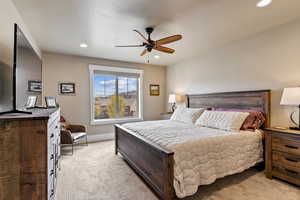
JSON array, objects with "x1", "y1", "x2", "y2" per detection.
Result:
[
  {"x1": 0, "y1": 60, "x2": 12, "y2": 113},
  {"x1": 0, "y1": 24, "x2": 42, "y2": 114}
]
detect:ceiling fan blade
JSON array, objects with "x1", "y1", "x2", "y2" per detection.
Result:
[
  {"x1": 154, "y1": 45, "x2": 175, "y2": 54},
  {"x1": 155, "y1": 35, "x2": 182, "y2": 46},
  {"x1": 140, "y1": 49, "x2": 148, "y2": 56},
  {"x1": 133, "y1": 29, "x2": 148, "y2": 43},
  {"x1": 115, "y1": 44, "x2": 144, "y2": 47}
]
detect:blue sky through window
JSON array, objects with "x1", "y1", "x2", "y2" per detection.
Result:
[{"x1": 94, "y1": 75, "x2": 137, "y2": 97}]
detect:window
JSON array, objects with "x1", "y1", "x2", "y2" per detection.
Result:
[{"x1": 89, "y1": 65, "x2": 143, "y2": 125}]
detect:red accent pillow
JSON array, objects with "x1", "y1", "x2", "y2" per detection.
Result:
[{"x1": 212, "y1": 108, "x2": 266, "y2": 130}]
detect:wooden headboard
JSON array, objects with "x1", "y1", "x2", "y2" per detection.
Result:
[{"x1": 187, "y1": 90, "x2": 271, "y2": 127}]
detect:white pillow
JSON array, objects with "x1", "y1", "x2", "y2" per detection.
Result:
[
  {"x1": 170, "y1": 107, "x2": 205, "y2": 124},
  {"x1": 195, "y1": 110, "x2": 249, "y2": 131}
]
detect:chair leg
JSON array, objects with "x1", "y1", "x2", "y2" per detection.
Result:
[{"x1": 85, "y1": 135, "x2": 88, "y2": 146}]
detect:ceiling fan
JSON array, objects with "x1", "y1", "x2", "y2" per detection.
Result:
[{"x1": 115, "y1": 27, "x2": 182, "y2": 56}]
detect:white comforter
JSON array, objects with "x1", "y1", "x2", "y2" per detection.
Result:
[{"x1": 122, "y1": 120, "x2": 263, "y2": 198}]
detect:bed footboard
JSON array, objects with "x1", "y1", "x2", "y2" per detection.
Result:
[{"x1": 114, "y1": 124, "x2": 175, "y2": 200}]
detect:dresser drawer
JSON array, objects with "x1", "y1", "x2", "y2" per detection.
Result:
[
  {"x1": 48, "y1": 152, "x2": 55, "y2": 172},
  {"x1": 48, "y1": 175, "x2": 55, "y2": 200},
  {"x1": 272, "y1": 135, "x2": 300, "y2": 156},
  {"x1": 48, "y1": 111, "x2": 60, "y2": 134},
  {"x1": 48, "y1": 122, "x2": 60, "y2": 142},
  {"x1": 48, "y1": 117, "x2": 59, "y2": 131},
  {"x1": 49, "y1": 109, "x2": 60, "y2": 124},
  {"x1": 272, "y1": 151, "x2": 300, "y2": 170}
]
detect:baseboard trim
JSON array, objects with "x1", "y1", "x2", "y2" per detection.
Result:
[{"x1": 88, "y1": 133, "x2": 114, "y2": 143}]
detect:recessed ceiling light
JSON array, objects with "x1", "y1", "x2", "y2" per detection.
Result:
[
  {"x1": 257, "y1": 0, "x2": 272, "y2": 8},
  {"x1": 154, "y1": 55, "x2": 160, "y2": 59},
  {"x1": 80, "y1": 43, "x2": 88, "y2": 48}
]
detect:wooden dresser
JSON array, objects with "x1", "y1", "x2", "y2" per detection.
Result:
[
  {"x1": 264, "y1": 127, "x2": 300, "y2": 186},
  {"x1": 0, "y1": 108, "x2": 61, "y2": 200}
]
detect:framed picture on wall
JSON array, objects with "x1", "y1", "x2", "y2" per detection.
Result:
[
  {"x1": 150, "y1": 84, "x2": 160, "y2": 96},
  {"x1": 59, "y1": 82, "x2": 76, "y2": 95},
  {"x1": 28, "y1": 80, "x2": 42, "y2": 93}
]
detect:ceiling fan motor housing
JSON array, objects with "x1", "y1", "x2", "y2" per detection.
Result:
[{"x1": 146, "y1": 27, "x2": 154, "y2": 35}]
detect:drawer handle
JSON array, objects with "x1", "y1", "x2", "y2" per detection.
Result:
[
  {"x1": 285, "y1": 157, "x2": 298, "y2": 163},
  {"x1": 50, "y1": 133, "x2": 54, "y2": 138},
  {"x1": 50, "y1": 189, "x2": 54, "y2": 197},
  {"x1": 285, "y1": 145, "x2": 298, "y2": 149},
  {"x1": 55, "y1": 125, "x2": 58, "y2": 129},
  {"x1": 50, "y1": 154, "x2": 54, "y2": 160},
  {"x1": 285, "y1": 169, "x2": 298, "y2": 175},
  {"x1": 50, "y1": 170, "x2": 54, "y2": 175}
]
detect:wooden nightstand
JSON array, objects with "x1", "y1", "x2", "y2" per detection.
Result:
[
  {"x1": 264, "y1": 127, "x2": 300, "y2": 186},
  {"x1": 160, "y1": 112, "x2": 173, "y2": 120}
]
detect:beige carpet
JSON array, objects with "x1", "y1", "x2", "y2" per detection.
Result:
[{"x1": 56, "y1": 141, "x2": 300, "y2": 200}]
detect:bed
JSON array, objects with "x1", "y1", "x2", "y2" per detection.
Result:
[{"x1": 114, "y1": 90, "x2": 271, "y2": 200}]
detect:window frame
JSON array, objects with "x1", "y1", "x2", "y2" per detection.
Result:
[{"x1": 89, "y1": 64, "x2": 144, "y2": 125}]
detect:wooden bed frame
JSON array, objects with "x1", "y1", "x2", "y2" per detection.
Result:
[{"x1": 115, "y1": 90, "x2": 271, "y2": 200}]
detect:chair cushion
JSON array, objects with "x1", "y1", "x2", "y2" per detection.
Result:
[{"x1": 71, "y1": 132, "x2": 87, "y2": 140}]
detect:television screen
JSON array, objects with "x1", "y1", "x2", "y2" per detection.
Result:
[
  {"x1": 15, "y1": 25, "x2": 42, "y2": 110},
  {"x1": 0, "y1": 60, "x2": 13, "y2": 112}
]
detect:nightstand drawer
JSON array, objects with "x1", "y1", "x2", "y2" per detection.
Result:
[
  {"x1": 272, "y1": 151, "x2": 300, "y2": 169},
  {"x1": 273, "y1": 165, "x2": 300, "y2": 180},
  {"x1": 272, "y1": 135, "x2": 300, "y2": 156},
  {"x1": 265, "y1": 128, "x2": 300, "y2": 185}
]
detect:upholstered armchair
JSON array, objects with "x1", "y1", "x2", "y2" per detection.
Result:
[{"x1": 60, "y1": 120, "x2": 88, "y2": 155}]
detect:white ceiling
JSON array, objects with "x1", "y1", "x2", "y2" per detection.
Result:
[{"x1": 12, "y1": 0, "x2": 300, "y2": 65}]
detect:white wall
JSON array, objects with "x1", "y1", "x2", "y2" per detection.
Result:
[
  {"x1": 167, "y1": 19, "x2": 300, "y2": 127},
  {"x1": 43, "y1": 52, "x2": 166, "y2": 137},
  {"x1": 0, "y1": 0, "x2": 41, "y2": 66}
]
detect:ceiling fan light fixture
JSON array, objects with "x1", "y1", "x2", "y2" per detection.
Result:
[
  {"x1": 256, "y1": 0, "x2": 272, "y2": 8},
  {"x1": 80, "y1": 43, "x2": 88, "y2": 48}
]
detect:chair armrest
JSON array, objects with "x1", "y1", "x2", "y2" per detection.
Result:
[
  {"x1": 61, "y1": 129, "x2": 73, "y2": 144},
  {"x1": 68, "y1": 124, "x2": 86, "y2": 133}
]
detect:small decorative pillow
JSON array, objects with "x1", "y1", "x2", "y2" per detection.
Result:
[
  {"x1": 195, "y1": 110, "x2": 249, "y2": 131},
  {"x1": 170, "y1": 107, "x2": 205, "y2": 124},
  {"x1": 241, "y1": 111, "x2": 266, "y2": 130}
]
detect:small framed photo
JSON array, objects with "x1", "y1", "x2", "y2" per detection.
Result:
[
  {"x1": 45, "y1": 96, "x2": 57, "y2": 108},
  {"x1": 59, "y1": 82, "x2": 76, "y2": 95},
  {"x1": 28, "y1": 80, "x2": 42, "y2": 93},
  {"x1": 25, "y1": 96, "x2": 37, "y2": 109},
  {"x1": 150, "y1": 84, "x2": 160, "y2": 96}
]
